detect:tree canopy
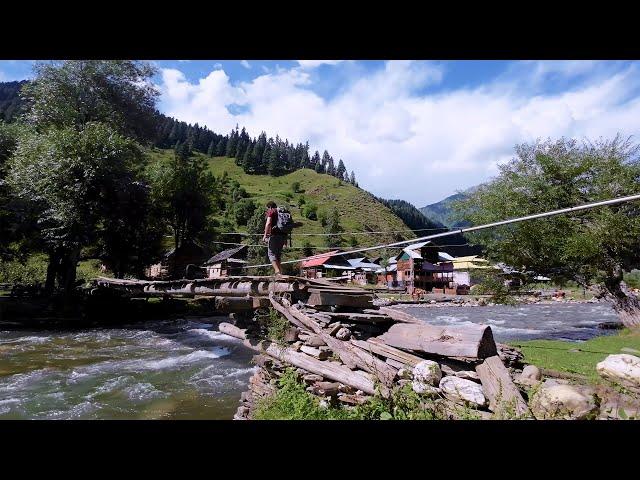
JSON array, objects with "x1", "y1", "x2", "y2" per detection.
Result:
[{"x1": 455, "y1": 136, "x2": 640, "y2": 326}]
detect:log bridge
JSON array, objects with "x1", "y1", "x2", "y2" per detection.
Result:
[
  {"x1": 92, "y1": 275, "x2": 377, "y2": 312},
  {"x1": 92, "y1": 275, "x2": 532, "y2": 419}
]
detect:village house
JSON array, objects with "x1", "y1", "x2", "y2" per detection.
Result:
[
  {"x1": 145, "y1": 241, "x2": 209, "y2": 280},
  {"x1": 346, "y1": 257, "x2": 383, "y2": 285},
  {"x1": 445, "y1": 255, "x2": 493, "y2": 287},
  {"x1": 376, "y1": 256, "x2": 399, "y2": 288},
  {"x1": 204, "y1": 245, "x2": 248, "y2": 278},
  {"x1": 299, "y1": 250, "x2": 355, "y2": 279},
  {"x1": 392, "y1": 241, "x2": 454, "y2": 292}
]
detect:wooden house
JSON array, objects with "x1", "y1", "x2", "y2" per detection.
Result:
[
  {"x1": 346, "y1": 257, "x2": 383, "y2": 285},
  {"x1": 204, "y1": 245, "x2": 248, "y2": 278},
  {"x1": 394, "y1": 241, "x2": 454, "y2": 292},
  {"x1": 145, "y1": 241, "x2": 209, "y2": 280},
  {"x1": 300, "y1": 250, "x2": 355, "y2": 279}
]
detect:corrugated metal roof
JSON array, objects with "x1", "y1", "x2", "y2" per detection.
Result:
[
  {"x1": 301, "y1": 251, "x2": 342, "y2": 268},
  {"x1": 403, "y1": 240, "x2": 432, "y2": 251},
  {"x1": 323, "y1": 264, "x2": 356, "y2": 270},
  {"x1": 438, "y1": 251, "x2": 455, "y2": 261},
  {"x1": 205, "y1": 245, "x2": 247, "y2": 265},
  {"x1": 387, "y1": 256, "x2": 397, "y2": 265}
]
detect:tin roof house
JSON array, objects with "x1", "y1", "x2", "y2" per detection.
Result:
[
  {"x1": 300, "y1": 250, "x2": 355, "y2": 279},
  {"x1": 204, "y1": 245, "x2": 248, "y2": 278}
]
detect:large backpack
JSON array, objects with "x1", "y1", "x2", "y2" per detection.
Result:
[{"x1": 275, "y1": 206, "x2": 295, "y2": 234}]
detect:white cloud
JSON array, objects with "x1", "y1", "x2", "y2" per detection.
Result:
[
  {"x1": 297, "y1": 60, "x2": 345, "y2": 69},
  {"x1": 158, "y1": 60, "x2": 640, "y2": 206},
  {"x1": 240, "y1": 60, "x2": 251, "y2": 69}
]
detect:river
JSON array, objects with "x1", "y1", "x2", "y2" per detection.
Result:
[{"x1": 0, "y1": 302, "x2": 620, "y2": 419}]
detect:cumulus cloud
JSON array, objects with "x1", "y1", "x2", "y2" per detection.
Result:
[
  {"x1": 157, "y1": 60, "x2": 640, "y2": 206},
  {"x1": 297, "y1": 60, "x2": 344, "y2": 69}
]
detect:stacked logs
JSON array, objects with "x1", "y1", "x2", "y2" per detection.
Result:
[{"x1": 224, "y1": 293, "x2": 543, "y2": 420}]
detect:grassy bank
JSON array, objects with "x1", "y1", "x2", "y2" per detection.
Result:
[{"x1": 511, "y1": 329, "x2": 640, "y2": 382}]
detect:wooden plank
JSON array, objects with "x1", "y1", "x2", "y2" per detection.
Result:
[
  {"x1": 306, "y1": 292, "x2": 373, "y2": 308},
  {"x1": 475, "y1": 356, "x2": 531, "y2": 417},
  {"x1": 351, "y1": 338, "x2": 425, "y2": 368},
  {"x1": 309, "y1": 312, "x2": 392, "y2": 323},
  {"x1": 376, "y1": 323, "x2": 498, "y2": 360},
  {"x1": 270, "y1": 295, "x2": 395, "y2": 388}
]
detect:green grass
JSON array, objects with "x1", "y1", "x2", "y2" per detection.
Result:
[
  {"x1": 511, "y1": 329, "x2": 640, "y2": 382},
  {"x1": 190, "y1": 152, "x2": 414, "y2": 251},
  {"x1": 253, "y1": 368, "x2": 448, "y2": 420}
]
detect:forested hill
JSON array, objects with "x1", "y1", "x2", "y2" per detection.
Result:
[
  {"x1": 0, "y1": 81, "x2": 26, "y2": 122},
  {"x1": 420, "y1": 192, "x2": 470, "y2": 229},
  {"x1": 0, "y1": 80, "x2": 358, "y2": 185},
  {"x1": 378, "y1": 197, "x2": 480, "y2": 256}
]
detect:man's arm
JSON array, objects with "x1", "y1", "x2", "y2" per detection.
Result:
[{"x1": 263, "y1": 216, "x2": 272, "y2": 242}]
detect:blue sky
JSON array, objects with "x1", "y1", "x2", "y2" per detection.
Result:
[{"x1": 2, "y1": 60, "x2": 639, "y2": 206}]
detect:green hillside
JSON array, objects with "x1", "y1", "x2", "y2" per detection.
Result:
[{"x1": 148, "y1": 149, "x2": 416, "y2": 257}]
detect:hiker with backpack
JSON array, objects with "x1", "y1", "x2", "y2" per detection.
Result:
[{"x1": 262, "y1": 201, "x2": 294, "y2": 275}]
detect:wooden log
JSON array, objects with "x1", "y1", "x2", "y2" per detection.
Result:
[
  {"x1": 377, "y1": 306, "x2": 424, "y2": 324},
  {"x1": 219, "y1": 322, "x2": 249, "y2": 339},
  {"x1": 385, "y1": 358, "x2": 408, "y2": 370},
  {"x1": 376, "y1": 322, "x2": 498, "y2": 360},
  {"x1": 352, "y1": 337, "x2": 425, "y2": 368},
  {"x1": 243, "y1": 337, "x2": 378, "y2": 395},
  {"x1": 271, "y1": 295, "x2": 396, "y2": 387},
  {"x1": 306, "y1": 292, "x2": 373, "y2": 308},
  {"x1": 300, "y1": 345, "x2": 331, "y2": 360},
  {"x1": 309, "y1": 311, "x2": 392, "y2": 323},
  {"x1": 475, "y1": 356, "x2": 531, "y2": 417}
]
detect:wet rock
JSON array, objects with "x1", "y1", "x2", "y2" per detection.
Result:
[
  {"x1": 530, "y1": 384, "x2": 597, "y2": 420},
  {"x1": 439, "y1": 376, "x2": 487, "y2": 407},
  {"x1": 596, "y1": 354, "x2": 640, "y2": 393}
]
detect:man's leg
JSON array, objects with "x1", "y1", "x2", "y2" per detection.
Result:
[{"x1": 272, "y1": 259, "x2": 282, "y2": 275}]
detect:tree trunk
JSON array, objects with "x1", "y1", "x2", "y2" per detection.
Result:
[
  {"x1": 600, "y1": 266, "x2": 640, "y2": 328},
  {"x1": 45, "y1": 249, "x2": 60, "y2": 295},
  {"x1": 60, "y1": 247, "x2": 81, "y2": 297}
]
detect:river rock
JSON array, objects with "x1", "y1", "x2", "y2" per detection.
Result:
[
  {"x1": 521, "y1": 365, "x2": 542, "y2": 381},
  {"x1": 596, "y1": 354, "x2": 640, "y2": 393},
  {"x1": 412, "y1": 382, "x2": 440, "y2": 396},
  {"x1": 335, "y1": 328, "x2": 351, "y2": 341},
  {"x1": 439, "y1": 376, "x2": 487, "y2": 407},
  {"x1": 530, "y1": 384, "x2": 597, "y2": 419},
  {"x1": 413, "y1": 360, "x2": 442, "y2": 386},
  {"x1": 454, "y1": 370, "x2": 480, "y2": 382}
]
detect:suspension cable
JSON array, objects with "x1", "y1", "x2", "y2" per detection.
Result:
[{"x1": 241, "y1": 193, "x2": 640, "y2": 269}]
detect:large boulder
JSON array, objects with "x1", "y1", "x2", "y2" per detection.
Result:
[
  {"x1": 439, "y1": 376, "x2": 487, "y2": 408},
  {"x1": 596, "y1": 354, "x2": 640, "y2": 394},
  {"x1": 530, "y1": 384, "x2": 598, "y2": 420},
  {"x1": 413, "y1": 360, "x2": 442, "y2": 386},
  {"x1": 521, "y1": 365, "x2": 542, "y2": 381}
]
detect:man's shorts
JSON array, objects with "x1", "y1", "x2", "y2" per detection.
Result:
[{"x1": 267, "y1": 234, "x2": 286, "y2": 262}]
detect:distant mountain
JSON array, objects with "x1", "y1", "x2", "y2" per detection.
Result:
[
  {"x1": 378, "y1": 197, "x2": 480, "y2": 257},
  {"x1": 420, "y1": 190, "x2": 475, "y2": 229}
]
